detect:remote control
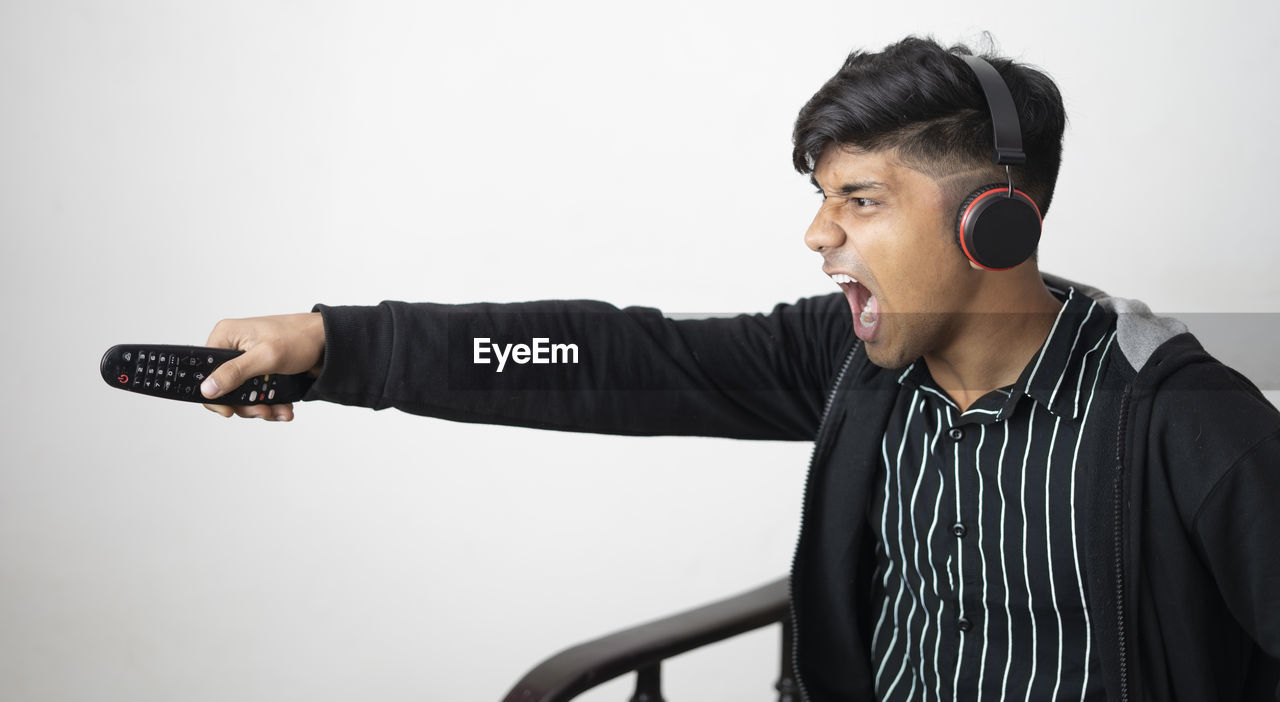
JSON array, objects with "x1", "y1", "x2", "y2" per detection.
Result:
[{"x1": 100, "y1": 345, "x2": 316, "y2": 404}]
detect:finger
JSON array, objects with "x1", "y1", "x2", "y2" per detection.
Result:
[
  {"x1": 203, "y1": 403, "x2": 235, "y2": 418},
  {"x1": 267, "y1": 403, "x2": 295, "y2": 422},
  {"x1": 200, "y1": 345, "x2": 275, "y2": 401},
  {"x1": 201, "y1": 401, "x2": 293, "y2": 421},
  {"x1": 233, "y1": 404, "x2": 276, "y2": 420},
  {"x1": 201, "y1": 318, "x2": 264, "y2": 400},
  {"x1": 236, "y1": 403, "x2": 293, "y2": 421}
]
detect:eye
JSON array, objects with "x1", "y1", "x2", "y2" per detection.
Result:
[{"x1": 812, "y1": 189, "x2": 878, "y2": 209}]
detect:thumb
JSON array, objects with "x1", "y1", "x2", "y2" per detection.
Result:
[{"x1": 200, "y1": 348, "x2": 268, "y2": 400}]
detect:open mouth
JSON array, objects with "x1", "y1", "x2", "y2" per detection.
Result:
[{"x1": 830, "y1": 272, "x2": 880, "y2": 341}]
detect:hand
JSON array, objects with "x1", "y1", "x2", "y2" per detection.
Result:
[{"x1": 201, "y1": 312, "x2": 326, "y2": 421}]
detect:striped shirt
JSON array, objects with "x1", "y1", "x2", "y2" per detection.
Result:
[{"x1": 868, "y1": 286, "x2": 1118, "y2": 701}]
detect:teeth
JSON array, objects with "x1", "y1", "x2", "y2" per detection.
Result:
[
  {"x1": 830, "y1": 272, "x2": 858, "y2": 284},
  {"x1": 860, "y1": 308, "x2": 877, "y2": 327}
]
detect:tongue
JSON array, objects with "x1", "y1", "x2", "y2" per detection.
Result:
[{"x1": 860, "y1": 291, "x2": 880, "y2": 326}]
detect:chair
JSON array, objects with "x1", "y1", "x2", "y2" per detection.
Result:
[{"x1": 501, "y1": 576, "x2": 798, "y2": 702}]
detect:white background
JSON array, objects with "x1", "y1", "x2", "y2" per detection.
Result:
[{"x1": 3, "y1": 1, "x2": 1278, "y2": 700}]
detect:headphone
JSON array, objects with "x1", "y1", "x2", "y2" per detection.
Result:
[{"x1": 954, "y1": 55, "x2": 1042, "y2": 271}]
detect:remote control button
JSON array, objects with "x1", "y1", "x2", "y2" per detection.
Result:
[
  {"x1": 183, "y1": 386, "x2": 193, "y2": 395},
  {"x1": 188, "y1": 357, "x2": 197, "y2": 366},
  {"x1": 194, "y1": 372, "x2": 204, "y2": 381},
  {"x1": 118, "y1": 374, "x2": 129, "y2": 384},
  {"x1": 268, "y1": 389, "x2": 275, "y2": 400},
  {"x1": 206, "y1": 355, "x2": 214, "y2": 365},
  {"x1": 123, "y1": 352, "x2": 132, "y2": 362},
  {"x1": 249, "y1": 390, "x2": 258, "y2": 402},
  {"x1": 164, "y1": 380, "x2": 172, "y2": 391}
]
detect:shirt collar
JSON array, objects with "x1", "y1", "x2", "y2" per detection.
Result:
[{"x1": 896, "y1": 286, "x2": 1114, "y2": 421}]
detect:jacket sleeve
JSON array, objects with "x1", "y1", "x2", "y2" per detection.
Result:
[
  {"x1": 1168, "y1": 359, "x2": 1280, "y2": 681},
  {"x1": 301, "y1": 294, "x2": 855, "y2": 441},
  {"x1": 1190, "y1": 424, "x2": 1280, "y2": 664}
]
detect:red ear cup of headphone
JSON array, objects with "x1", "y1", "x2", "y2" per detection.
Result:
[{"x1": 956, "y1": 184, "x2": 1043, "y2": 271}]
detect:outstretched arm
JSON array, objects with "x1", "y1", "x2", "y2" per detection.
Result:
[{"x1": 202, "y1": 294, "x2": 854, "y2": 441}]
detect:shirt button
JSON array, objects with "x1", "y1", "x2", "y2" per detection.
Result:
[
  {"x1": 948, "y1": 427, "x2": 964, "y2": 441},
  {"x1": 952, "y1": 522, "x2": 967, "y2": 538},
  {"x1": 958, "y1": 616, "x2": 973, "y2": 633}
]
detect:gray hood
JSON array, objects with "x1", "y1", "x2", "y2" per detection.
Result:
[{"x1": 1042, "y1": 271, "x2": 1189, "y2": 375}]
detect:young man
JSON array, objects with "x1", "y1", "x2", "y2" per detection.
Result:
[{"x1": 201, "y1": 37, "x2": 1280, "y2": 701}]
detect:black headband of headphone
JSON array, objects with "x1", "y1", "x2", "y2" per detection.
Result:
[
  {"x1": 952, "y1": 53, "x2": 1043, "y2": 271},
  {"x1": 959, "y1": 55, "x2": 1025, "y2": 166}
]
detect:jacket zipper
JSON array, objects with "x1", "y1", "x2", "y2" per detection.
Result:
[
  {"x1": 789, "y1": 341, "x2": 860, "y2": 702},
  {"x1": 1113, "y1": 385, "x2": 1132, "y2": 702}
]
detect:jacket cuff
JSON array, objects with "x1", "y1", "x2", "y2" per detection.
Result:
[{"x1": 304, "y1": 302, "x2": 397, "y2": 408}]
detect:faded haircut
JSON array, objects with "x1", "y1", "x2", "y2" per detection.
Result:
[{"x1": 792, "y1": 35, "x2": 1067, "y2": 219}]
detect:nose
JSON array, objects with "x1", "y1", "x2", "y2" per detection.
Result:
[{"x1": 804, "y1": 201, "x2": 845, "y2": 252}]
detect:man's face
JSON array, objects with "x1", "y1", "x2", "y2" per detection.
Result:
[{"x1": 805, "y1": 145, "x2": 978, "y2": 369}]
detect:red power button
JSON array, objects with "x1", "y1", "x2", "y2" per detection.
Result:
[{"x1": 118, "y1": 374, "x2": 129, "y2": 384}]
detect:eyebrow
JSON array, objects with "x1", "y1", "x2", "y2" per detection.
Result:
[{"x1": 809, "y1": 175, "x2": 889, "y2": 196}]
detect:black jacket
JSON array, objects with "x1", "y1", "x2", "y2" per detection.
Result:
[{"x1": 306, "y1": 272, "x2": 1280, "y2": 701}]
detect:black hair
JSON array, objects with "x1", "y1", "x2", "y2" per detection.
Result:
[{"x1": 792, "y1": 35, "x2": 1066, "y2": 218}]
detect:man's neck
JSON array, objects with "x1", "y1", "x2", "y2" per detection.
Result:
[{"x1": 923, "y1": 277, "x2": 1064, "y2": 413}]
